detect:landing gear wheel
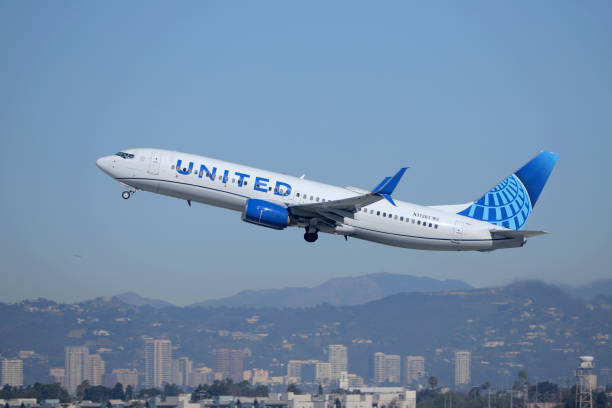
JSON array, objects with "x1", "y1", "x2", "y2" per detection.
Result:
[
  {"x1": 122, "y1": 191, "x2": 131, "y2": 200},
  {"x1": 304, "y1": 232, "x2": 318, "y2": 243}
]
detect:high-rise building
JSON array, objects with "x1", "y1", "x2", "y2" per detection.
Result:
[
  {"x1": 213, "y1": 349, "x2": 243, "y2": 383},
  {"x1": 315, "y1": 362, "x2": 331, "y2": 382},
  {"x1": 385, "y1": 354, "x2": 401, "y2": 384},
  {"x1": 328, "y1": 345, "x2": 348, "y2": 381},
  {"x1": 191, "y1": 366, "x2": 214, "y2": 387},
  {"x1": 1, "y1": 358, "x2": 23, "y2": 387},
  {"x1": 213, "y1": 349, "x2": 230, "y2": 378},
  {"x1": 50, "y1": 367, "x2": 66, "y2": 388},
  {"x1": 230, "y1": 350, "x2": 244, "y2": 383},
  {"x1": 374, "y1": 352, "x2": 386, "y2": 384},
  {"x1": 65, "y1": 346, "x2": 89, "y2": 393},
  {"x1": 87, "y1": 354, "x2": 105, "y2": 386},
  {"x1": 373, "y1": 353, "x2": 401, "y2": 384},
  {"x1": 103, "y1": 368, "x2": 138, "y2": 388},
  {"x1": 171, "y1": 357, "x2": 193, "y2": 386},
  {"x1": 287, "y1": 360, "x2": 303, "y2": 381},
  {"x1": 144, "y1": 339, "x2": 172, "y2": 388},
  {"x1": 454, "y1": 351, "x2": 471, "y2": 386},
  {"x1": 405, "y1": 356, "x2": 425, "y2": 384}
]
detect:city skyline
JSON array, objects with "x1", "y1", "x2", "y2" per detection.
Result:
[{"x1": 1, "y1": 2, "x2": 612, "y2": 306}]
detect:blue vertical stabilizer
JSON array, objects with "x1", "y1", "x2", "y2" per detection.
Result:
[{"x1": 457, "y1": 151, "x2": 559, "y2": 230}]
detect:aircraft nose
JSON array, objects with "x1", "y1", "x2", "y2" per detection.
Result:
[{"x1": 96, "y1": 155, "x2": 113, "y2": 175}]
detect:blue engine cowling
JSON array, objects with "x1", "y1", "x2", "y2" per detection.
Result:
[{"x1": 242, "y1": 199, "x2": 290, "y2": 230}]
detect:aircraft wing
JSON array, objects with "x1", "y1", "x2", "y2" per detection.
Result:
[
  {"x1": 288, "y1": 167, "x2": 407, "y2": 226},
  {"x1": 288, "y1": 193, "x2": 383, "y2": 224}
]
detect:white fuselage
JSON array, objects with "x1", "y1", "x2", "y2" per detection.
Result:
[{"x1": 96, "y1": 148, "x2": 524, "y2": 251}]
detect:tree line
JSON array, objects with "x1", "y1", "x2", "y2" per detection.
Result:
[
  {"x1": 0, "y1": 384, "x2": 71, "y2": 404},
  {"x1": 191, "y1": 379, "x2": 269, "y2": 401}
]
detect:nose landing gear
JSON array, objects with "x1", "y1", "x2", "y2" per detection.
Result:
[{"x1": 122, "y1": 191, "x2": 131, "y2": 200}]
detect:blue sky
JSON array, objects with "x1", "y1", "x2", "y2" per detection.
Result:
[{"x1": 1, "y1": 1, "x2": 611, "y2": 305}]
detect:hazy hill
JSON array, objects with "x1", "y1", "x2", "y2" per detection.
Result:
[
  {"x1": 113, "y1": 292, "x2": 175, "y2": 309},
  {"x1": 189, "y1": 273, "x2": 472, "y2": 308},
  {"x1": 1, "y1": 281, "x2": 610, "y2": 387},
  {"x1": 560, "y1": 278, "x2": 612, "y2": 299}
]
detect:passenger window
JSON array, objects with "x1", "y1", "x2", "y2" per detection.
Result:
[
  {"x1": 412, "y1": 219, "x2": 415, "y2": 224},
  {"x1": 435, "y1": 224, "x2": 438, "y2": 229},
  {"x1": 310, "y1": 196, "x2": 314, "y2": 200},
  {"x1": 417, "y1": 221, "x2": 421, "y2": 225},
  {"x1": 232, "y1": 179, "x2": 235, "y2": 183},
  {"x1": 316, "y1": 197, "x2": 319, "y2": 202},
  {"x1": 429, "y1": 223, "x2": 432, "y2": 227},
  {"x1": 171, "y1": 165, "x2": 175, "y2": 170},
  {"x1": 400, "y1": 216, "x2": 404, "y2": 221},
  {"x1": 219, "y1": 176, "x2": 222, "y2": 180},
  {"x1": 244, "y1": 181, "x2": 247, "y2": 186},
  {"x1": 377, "y1": 211, "x2": 380, "y2": 216},
  {"x1": 297, "y1": 193, "x2": 300, "y2": 197},
  {"x1": 389, "y1": 214, "x2": 392, "y2": 218},
  {"x1": 370, "y1": 210, "x2": 374, "y2": 214},
  {"x1": 383, "y1": 212, "x2": 386, "y2": 217}
]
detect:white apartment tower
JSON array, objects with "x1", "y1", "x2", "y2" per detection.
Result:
[
  {"x1": 171, "y1": 357, "x2": 193, "y2": 386},
  {"x1": 1, "y1": 358, "x2": 24, "y2": 387},
  {"x1": 405, "y1": 356, "x2": 425, "y2": 384},
  {"x1": 144, "y1": 339, "x2": 172, "y2": 388},
  {"x1": 385, "y1": 354, "x2": 401, "y2": 383},
  {"x1": 87, "y1": 354, "x2": 105, "y2": 386},
  {"x1": 454, "y1": 351, "x2": 471, "y2": 386},
  {"x1": 373, "y1": 353, "x2": 401, "y2": 384},
  {"x1": 374, "y1": 352, "x2": 386, "y2": 384},
  {"x1": 328, "y1": 345, "x2": 348, "y2": 381},
  {"x1": 65, "y1": 346, "x2": 89, "y2": 394}
]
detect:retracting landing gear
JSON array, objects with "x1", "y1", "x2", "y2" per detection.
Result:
[
  {"x1": 122, "y1": 191, "x2": 131, "y2": 200},
  {"x1": 304, "y1": 226, "x2": 319, "y2": 243},
  {"x1": 304, "y1": 232, "x2": 318, "y2": 242}
]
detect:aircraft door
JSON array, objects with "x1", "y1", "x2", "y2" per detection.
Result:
[
  {"x1": 452, "y1": 221, "x2": 464, "y2": 244},
  {"x1": 148, "y1": 151, "x2": 161, "y2": 175}
]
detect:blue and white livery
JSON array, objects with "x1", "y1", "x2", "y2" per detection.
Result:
[{"x1": 96, "y1": 150, "x2": 558, "y2": 251}]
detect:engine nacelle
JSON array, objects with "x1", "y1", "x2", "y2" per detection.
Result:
[{"x1": 242, "y1": 199, "x2": 290, "y2": 230}]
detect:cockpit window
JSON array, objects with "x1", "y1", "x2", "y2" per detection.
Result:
[{"x1": 115, "y1": 152, "x2": 135, "y2": 159}]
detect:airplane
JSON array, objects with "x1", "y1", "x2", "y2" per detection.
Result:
[{"x1": 96, "y1": 149, "x2": 558, "y2": 251}]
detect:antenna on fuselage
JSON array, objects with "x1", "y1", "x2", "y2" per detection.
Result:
[{"x1": 299, "y1": 174, "x2": 305, "y2": 179}]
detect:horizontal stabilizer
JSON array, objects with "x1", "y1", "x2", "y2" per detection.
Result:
[{"x1": 490, "y1": 229, "x2": 547, "y2": 239}]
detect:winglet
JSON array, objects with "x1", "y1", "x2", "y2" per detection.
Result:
[
  {"x1": 371, "y1": 167, "x2": 408, "y2": 206},
  {"x1": 372, "y1": 177, "x2": 391, "y2": 194}
]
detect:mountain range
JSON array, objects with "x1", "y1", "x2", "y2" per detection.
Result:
[
  {"x1": 188, "y1": 273, "x2": 473, "y2": 308},
  {"x1": 2, "y1": 280, "x2": 611, "y2": 388},
  {"x1": 113, "y1": 274, "x2": 612, "y2": 309}
]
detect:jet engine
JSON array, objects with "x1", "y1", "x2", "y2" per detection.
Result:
[{"x1": 242, "y1": 199, "x2": 290, "y2": 230}]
